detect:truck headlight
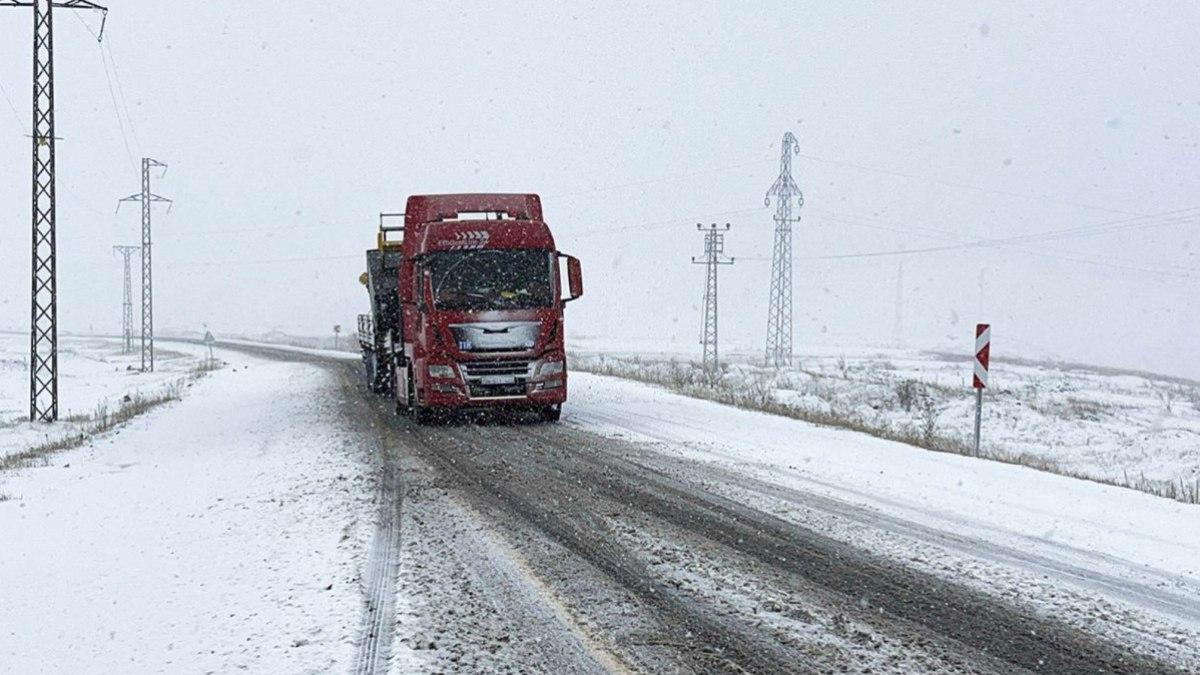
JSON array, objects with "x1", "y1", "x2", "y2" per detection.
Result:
[
  {"x1": 427, "y1": 364, "x2": 456, "y2": 379},
  {"x1": 538, "y1": 360, "x2": 564, "y2": 377}
]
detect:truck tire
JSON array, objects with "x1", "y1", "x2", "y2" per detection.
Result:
[
  {"x1": 412, "y1": 403, "x2": 435, "y2": 426},
  {"x1": 540, "y1": 405, "x2": 562, "y2": 423},
  {"x1": 393, "y1": 364, "x2": 409, "y2": 416},
  {"x1": 398, "y1": 364, "x2": 435, "y2": 425}
]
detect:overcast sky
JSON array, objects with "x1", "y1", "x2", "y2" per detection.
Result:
[{"x1": 0, "y1": 1, "x2": 1197, "y2": 376}]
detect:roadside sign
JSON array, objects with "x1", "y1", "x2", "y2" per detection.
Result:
[
  {"x1": 203, "y1": 330, "x2": 217, "y2": 364},
  {"x1": 973, "y1": 323, "x2": 991, "y2": 389},
  {"x1": 972, "y1": 323, "x2": 990, "y2": 457}
]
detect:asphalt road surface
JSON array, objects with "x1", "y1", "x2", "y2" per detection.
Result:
[{"x1": 218, "y1": 341, "x2": 1196, "y2": 674}]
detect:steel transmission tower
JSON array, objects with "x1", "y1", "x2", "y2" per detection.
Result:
[
  {"x1": 113, "y1": 245, "x2": 139, "y2": 353},
  {"x1": 692, "y1": 223, "x2": 734, "y2": 374},
  {"x1": 763, "y1": 132, "x2": 804, "y2": 368},
  {"x1": 2, "y1": 0, "x2": 108, "y2": 421},
  {"x1": 119, "y1": 158, "x2": 171, "y2": 372}
]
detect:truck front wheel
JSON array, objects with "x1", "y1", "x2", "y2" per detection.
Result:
[
  {"x1": 412, "y1": 403, "x2": 435, "y2": 426},
  {"x1": 400, "y1": 364, "x2": 435, "y2": 425},
  {"x1": 540, "y1": 405, "x2": 562, "y2": 423},
  {"x1": 392, "y1": 363, "x2": 409, "y2": 416}
]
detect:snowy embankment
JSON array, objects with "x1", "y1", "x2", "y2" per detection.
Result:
[
  {"x1": 569, "y1": 339, "x2": 1200, "y2": 503},
  {"x1": 0, "y1": 344, "x2": 373, "y2": 672},
  {"x1": 0, "y1": 334, "x2": 203, "y2": 463},
  {"x1": 566, "y1": 371, "x2": 1200, "y2": 629}
]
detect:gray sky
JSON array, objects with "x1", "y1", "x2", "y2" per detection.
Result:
[{"x1": 0, "y1": 1, "x2": 1197, "y2": 376}]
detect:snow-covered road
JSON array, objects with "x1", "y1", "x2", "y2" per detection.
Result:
[{"x1": 2, "y1": 339, "x2": 1197, "y2": 673}]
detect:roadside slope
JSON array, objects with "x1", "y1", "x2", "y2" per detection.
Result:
[
  {"x1": 0, "y1": 349, "x2": 374, "y2": 673},
  {"x1": 567, "y1": 371, "x2": 1200, "y2": 585}
]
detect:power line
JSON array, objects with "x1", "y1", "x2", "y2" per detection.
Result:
[
  {"x1": 558, "y1": 155, "x2": 775, "y2": 200},
  {"x1": 806, "y1": 207, "x2": 1200, "y2": 273},
  {"x1": 103, "y1": 29, "x2": 141, "y2": 153},
  {"x1": 738, "y1": 209, "x2": 1200, "y2": 279},
  {"x1": 73, "y1": 9, "x2": 135, "y2": 170},
  {"x1": 737, "y1": 203, "x2": 1198, "y2": 263},
  {"x1": 794, "y1": 151, "x2": 1148, "y2": 218},
  {"x1": 0, "y1": 76, "x2": 25, "y2": 132},
  {"x1": 568, "y1": 207, "x2": 764, "y2": 240},
  {"x1": 163, "y1": 253, "x2": 362, "y2": 269},
  {"x1": 99, "y1": 42, "x2": 136, "y2": 169}
]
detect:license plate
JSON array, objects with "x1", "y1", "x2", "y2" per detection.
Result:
[{"x1": 481, "y1": 375, "x2": 517, "y2": 385}]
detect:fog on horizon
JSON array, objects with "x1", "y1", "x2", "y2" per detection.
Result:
[{"x1": 0, "y1": 1, "x2": 1196, "y2": 377}]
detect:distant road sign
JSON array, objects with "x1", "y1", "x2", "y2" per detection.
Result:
[
  {"x1": 203, "y1": 330, "x2": 215, "y2": 345},
  {"x1": 973, "y1": 323, "x2": 991, "y2": 389}
]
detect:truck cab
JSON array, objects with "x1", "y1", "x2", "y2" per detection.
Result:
[{"x1": 362, "y1": 193, "x2": 582, "y2": 423}]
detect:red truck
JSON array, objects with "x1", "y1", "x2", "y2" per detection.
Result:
[{"x1": 358, "y1": 194, "x2": 583, "y2": 423}]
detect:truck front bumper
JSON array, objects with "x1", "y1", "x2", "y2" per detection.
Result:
[{"x1": 420, "y1": 380, "x2": 567, "y2": 408}]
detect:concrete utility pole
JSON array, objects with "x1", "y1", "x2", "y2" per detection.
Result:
[
  {"x1": 1, "y1": 0, "x2": 109, "y2": 422},
  {"x1": 119, "y1": 158, "x2": 171, "y2": 372},
  {"x1": 112, "y1": 245, "x2": 139, "y2": 353},
  {"x1": 764, "y1": 132, "x2": 804, "y2": 368},
  {"x1": 692, "y1": 223, "x2": 734, "y2": 375}
]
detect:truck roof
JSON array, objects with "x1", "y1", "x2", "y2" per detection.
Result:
[
  {"x1": 403, "y1": 194, "x2": 555, "y2": 254},
  {"x1": 405, "y1": 194, "x2": 543, "y2": 229}
]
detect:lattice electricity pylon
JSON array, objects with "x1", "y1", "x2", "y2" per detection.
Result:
[
  {"x1": 2, "y1": 0, "x2": 109, "y2": 422},
  {"x1": 763, "y1": 132, "x2": 804, "y2": 368},
  {"x1": 692, "y1": 223, "x2": 734, "y2": 374},
  {"x1": 113, "y1": 245, "x2": 139, "y2": 353},
  {"x1": 118, "y1": 158, "x2": 171, "y2": 372}
]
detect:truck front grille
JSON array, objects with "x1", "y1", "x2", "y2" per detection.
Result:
[
  {"x1": 460, "y1": 360, "x2": 533, "y2": 378},
  {"x1": 459, "y1": 359, "x2": 534, "y2": 399}
]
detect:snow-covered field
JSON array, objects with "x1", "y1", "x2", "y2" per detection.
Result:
[
  {"x1": 0, "y1": 333, "x2": 203, "y2": 462},
  {"x1": 0, "y1": 343, "x2": 373, "y2": 672},
  {"x1": 569, "y1": 337, "x2": 1200, "y2": 501}
]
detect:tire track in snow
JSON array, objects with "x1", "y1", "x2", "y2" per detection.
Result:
[
  {"x1": 337, "y1": 365, "x2": 404, "y2": 675},
  {"x1": 516, "y1": 423, "x2": 1189, "y2": 674}
]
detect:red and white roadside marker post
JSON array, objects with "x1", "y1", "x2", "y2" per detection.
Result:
[{"x1": 973, "y1": 323, "x2": 991, "y2": 456}]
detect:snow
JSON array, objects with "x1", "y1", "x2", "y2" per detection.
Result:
[
  {"x1": 0, "y1": 344, "x2": 373, "y2": 673},
  {"x1": 569, "y1": 341, "x2": 1200, "y2": 497},
  {"x1": 0, "y1": 333, "x2": 202, "y2": 462},
  {"x1": 566, "y1": 370, "x2": 1200, "y2": 600},
  {"x1": 220, "y1": 337, "x2": 362, "y2": 362}
]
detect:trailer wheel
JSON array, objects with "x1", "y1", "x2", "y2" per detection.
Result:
[
  {"x1": 368, "y1": 353, "x2": 382, "y2": 393},
  {"x1": 540, "y1": 405, "x2": 562, "y2": 423},
  {"x1": 363, "y1": 352, "x2": 376, "y2": 390}
]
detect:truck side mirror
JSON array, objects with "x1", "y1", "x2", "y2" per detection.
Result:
[{"x1": 564, "y1": 255, "x2": 583, "y2": 303}]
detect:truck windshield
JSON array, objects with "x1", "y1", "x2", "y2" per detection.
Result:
[{"x1": 427, "y1": 249, "x2": 554, "y2": 311}]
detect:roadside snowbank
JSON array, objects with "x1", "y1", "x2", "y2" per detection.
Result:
[
  {"x1": 0, "y1": 348, "x2": 373, "y2": 672},
  {"x1": 570, "y1": 344, "x2": 1200, "y2": 501},
  {"x1": 567, "y1": 371, "x2": 1200, "y2": 583},
  {"x1": 0, "y1": 334, "x2": 201, "y2": 462}
]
